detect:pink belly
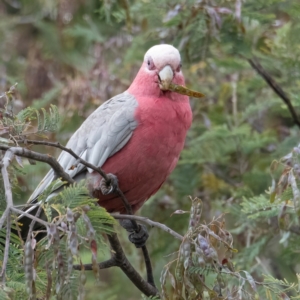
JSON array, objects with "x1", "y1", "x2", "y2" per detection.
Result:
[
  {"x1": 90, "y1": 127, "x2": 182, "y2": 213},
  {"x1": 91, "y1": 97, "x2": 192, "y2": 213}
]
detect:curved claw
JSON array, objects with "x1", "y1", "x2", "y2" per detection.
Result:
[
  {"x1": 128, "y1": 224, "x2": 149, "y2": 248},
  {"x1": 120, "y1": 220, "x2": 149, "y2": 248},
  {"x1": 99, "y1": 173, "x2": 118, "y2": 195}
]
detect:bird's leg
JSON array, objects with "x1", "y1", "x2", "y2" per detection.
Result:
[
  {"x1": 119, "y1": 219, "x2": 149, "y2": 248},
  {"x1": 99, "y1": 173, "x2": 119, "y2": 195},
  {"x1": 99, "y1": 173, "x2": 154, "y2": 286},
  {"x1": 99, "y1": 174, "x2": 150, "y2": 247}
]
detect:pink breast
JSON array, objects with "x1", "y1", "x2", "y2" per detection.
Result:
[{"x1": 94, "y1": 95, "x2": 192, "y2": 213}]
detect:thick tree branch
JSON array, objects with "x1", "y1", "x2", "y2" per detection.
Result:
[
  {"x1": 74, "y1": 234, "x2": 159, "y2": 296},
  {"x1": 248, "y1": 57, "x2": 300, "y2": 129},
  {"x1": 107, "y1": 233, "x2": 159, "y2": 297},
  {"x1": 111, "y1": 213, "x2": 183, "y2": 241}
]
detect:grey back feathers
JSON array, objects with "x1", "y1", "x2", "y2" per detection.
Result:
[{"x1": 28, "y1": 92, "x2": 138, "y2": 203}]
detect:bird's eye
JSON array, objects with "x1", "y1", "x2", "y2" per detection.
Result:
[
  {"x1": 147, "y1": 57, "x2": 155, "y2": 70},
  {"x1": 176, "y1": 62, "x2": 182, "y2": 72}
]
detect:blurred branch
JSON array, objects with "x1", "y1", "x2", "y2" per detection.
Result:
[
  {"x1": 288, "y1": 225, "x2": 300, "y2": 235},
  {"x1": 111, "y1": 213, "x2": 183, "y2": 241},
  {"x1": 248, "y1": 57, "x2": 300, "y2": 129},
  {"x1": 0, "y1": 151, "x2": 14, "y2": 283}
]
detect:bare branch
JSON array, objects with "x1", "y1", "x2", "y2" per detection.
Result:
[
  {"x1": 0, "y1": 208, "x2": 10, "y2": 231},
  {"x1": 0, "y1": 150, "x2": 14, "y2": 283},
  {"x1": 141, "y1": 246, "x2": 155, "y2": 286},
  {"x1": 16, "y1": 139, "x2": 110, "y2": 182},
  {"x1": 248, "y1": 57, "x2": 300, "y2": 129},
  {"x1": 111, "y1": 213, "x2": 183, "y2": 241},
  {"x1": 26, "y1": 204, "x2": 43, "y2": 242},
  {"x1": 73, "y1": 257, "x2": 117, "y2": 271},
  {"x1": 0, "y1": 145, "x2": 74, "y2": 185},
  {"x1": 11, "y1": 207, "x2": 50, "y2": 228},
  {"x1": 0, "y1": 213, "x2": 11, "y2": 284},
  {"x1": 107, "y1": 233, "x2": 159, "y2": 297},
  {"x1": 1, "y1": 150, "x2": 14, "y2": 207}
]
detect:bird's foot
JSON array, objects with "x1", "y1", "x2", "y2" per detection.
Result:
[
  {"x1": 99, "y1": 173, "x2": 119, "y2": 195},
  {"x1": 120, "y1": 219, "x2": 149, "y2": 248}
]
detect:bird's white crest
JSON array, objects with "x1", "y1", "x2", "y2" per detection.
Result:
[{"x1": 144, "y1": 44, "x2": 181, "y2": 70}]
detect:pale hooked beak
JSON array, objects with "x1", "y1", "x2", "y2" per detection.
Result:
[
  {"x1": 158, "y1": 64, "x2": 206, "y2": 98},
  {"x1": 158, "y1": 65, "x2": 173, "y2": 91}
]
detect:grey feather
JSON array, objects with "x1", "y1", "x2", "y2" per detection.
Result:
[{"x1": 28, "y1": 92, "x2": 138, "y2": 203}]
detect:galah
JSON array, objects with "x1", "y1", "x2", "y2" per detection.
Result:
[{"x1": 28, "y1": 44, "x2": 193, "y2": 216}]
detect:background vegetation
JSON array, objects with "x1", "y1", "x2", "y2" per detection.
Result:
[{"x1": 1, "y1": 0, "x2": 300, "y2": 299}]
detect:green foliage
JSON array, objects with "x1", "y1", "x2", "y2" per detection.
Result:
[
  {"x1": 159, "y1": 198, "x2": 300, "y2": 299},
  {"x1": 240, "y1": 194, "x2": 282, "y2": 220},
  {"x1": 0, "y1": 96, "x2": 60, "y2": 139},
  {"x1": 0, "y1": 181, "x2": 114, "y2": 299},
  {"x1": 1, "y1": 0, "x2": 300, "y2": 298}
]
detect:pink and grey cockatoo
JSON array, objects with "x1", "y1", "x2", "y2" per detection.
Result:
[{"x1": 28, "y1": 44, "x2": 192, "y2": 215}]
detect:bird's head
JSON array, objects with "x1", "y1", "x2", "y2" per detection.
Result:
[
  {"x1": 144, "y1": 44, "x2": 184, "y2": 90},
  {"x1": 128, "y1": 44, "x2": 186, "y2": 98}
]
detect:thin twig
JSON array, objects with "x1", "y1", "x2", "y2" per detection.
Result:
[
  {"x1": 0, "y1": 150, "x2": 14, "y2": 283},
  {"x1": 248, "y1": 57, "x2": 300, "y2": 129},
  {"x1": 26, "y1": 204, "x2": 43, "y2": 242},
  {"x1": 0, "y1": 213, "x2": 11, "y2": 284},
  {"x1": 73, "y1": 257, "x2": 117, "y2": 271},
  {"x1": 16, "y1": 139, "x2": 109, "y2": 182},
  {"x1": 141, "y1": 246, "x2": 155, "y2": 287},
  {"x1": 11, "y1": 207, "x2": 50, "y2": 228},
  {"x1": 0, "y1": 208, "x2": 10, "y2": 231},
  {"x1": 111, "y1": 214, "x2": 183, "y2": 241},
  {"x1": 1, "y1": 150, "x2": 14, "y2": 207},
  {"x1": 0, "y1": 145, "x2": 74, "y2": 184}
]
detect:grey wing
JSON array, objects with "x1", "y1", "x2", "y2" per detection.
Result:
[{"x1": 28, "y1": 92, "x2": 138, "y2": 202}]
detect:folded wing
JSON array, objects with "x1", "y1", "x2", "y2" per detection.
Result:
[{"x1": 28, "y1": 92, "x2": 138, "y2": 202}]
